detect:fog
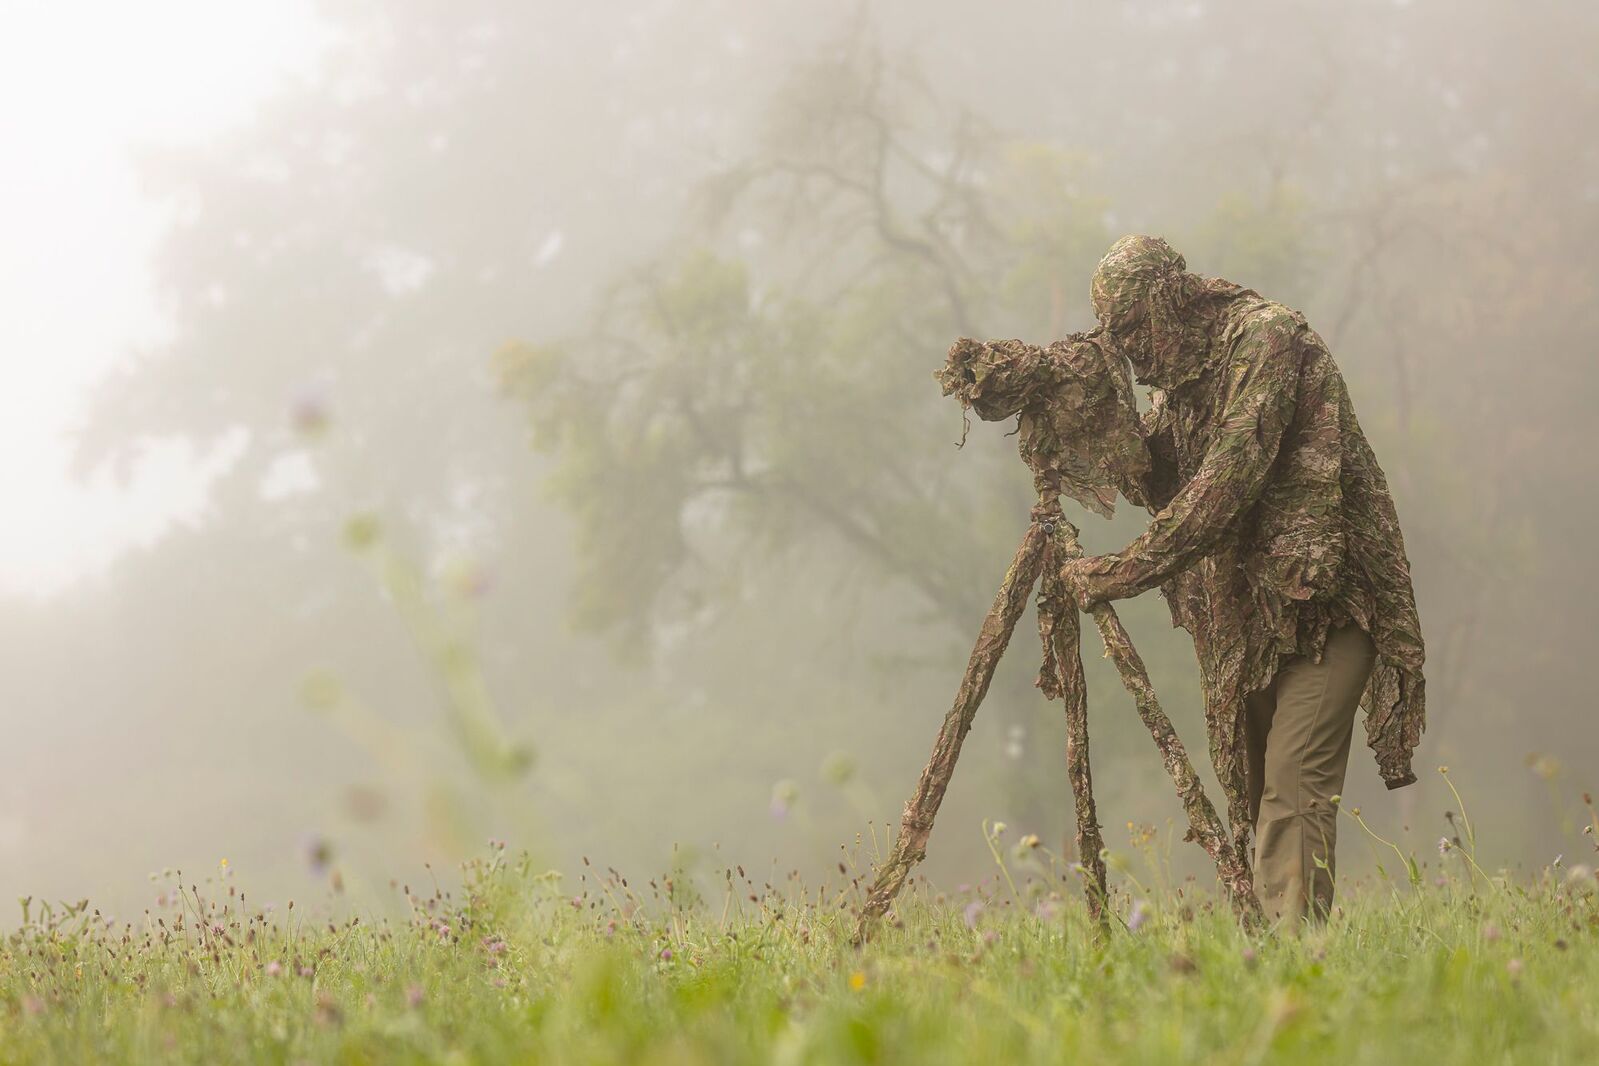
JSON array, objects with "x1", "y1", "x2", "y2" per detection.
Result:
[{"x1": 4, "y1": 0, "x2": 1596, "y2": 915}]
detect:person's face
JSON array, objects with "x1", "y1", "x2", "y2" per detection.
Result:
[{"x1": 1093, "y1": 292, "x2": 1154, "y2": 376}]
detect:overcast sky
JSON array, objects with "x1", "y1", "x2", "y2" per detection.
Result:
[{"x1": 0, "y1": 0, "x2": 331, "y2": 598}]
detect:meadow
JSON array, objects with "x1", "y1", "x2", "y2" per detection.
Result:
[{"x1": 3, "y1": 786, "x2": 1597, "y2": 1066}]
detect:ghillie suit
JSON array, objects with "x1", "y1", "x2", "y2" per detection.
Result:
[{"x1": 1081, "y1": 235, "x2": 1428, "y2": 871}]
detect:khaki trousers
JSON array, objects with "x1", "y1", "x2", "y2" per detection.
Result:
[{"x1": 1244, "y1": 623, "x2": 1376, "y2": 926}]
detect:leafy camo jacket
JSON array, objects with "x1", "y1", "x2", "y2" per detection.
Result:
[{"x1": 1078, "y1": 292, "x2": 1427, "y2": 846}]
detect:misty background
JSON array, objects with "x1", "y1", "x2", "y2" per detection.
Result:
[{"x1": 4, "y1": 0, "x2": 1595, "y2": 915}]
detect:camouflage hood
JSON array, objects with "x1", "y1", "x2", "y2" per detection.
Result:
[
  {"x1": 1090, "y1": 235, "x2": 1249, "y2": 391},
  {"x1": 937, "y1": 332, "x2": 1150, "y2": 517}
]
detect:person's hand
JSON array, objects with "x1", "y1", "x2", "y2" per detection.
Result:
[{"x1": 1058, "y1": 556, "x2": 1110, "y2": 611}]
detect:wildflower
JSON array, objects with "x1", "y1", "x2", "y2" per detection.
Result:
[
  {"x1": 963, "y1": 901, "x2": 985, "y2": 929},
  {"x1": 265, "y1": 961, "x2": 283, "y2": 977},
  {"x1": 1507, "y1": 958, "x2": 1524, "y2": 980},
  {"x1": 406, "y1": 985, "x2": 425, "y2": 1009},
  {"x1": 1034, "y1": 899, "x2": 1061, "y2": 922},
  {"x1": 821, "y1": 752, "x2": 857, "y2": 786},
  {"x1": 1017, "y1": 833, "x2": 1041, "y2": 850},
  {"x1": 437, "y1": 553, "x2": 494, "y2": 600},
  {"x1": 1483, "y1": 923, "x2": 1502, "y2": 942},
  {"x1": 302, "y1": 835, "x2": 334, "y2": 876},
  {"x1": 289, "y1": 387, "x2": 331, "y2": 439},
  {"x1": 770, "y1": 780, "x2": 798, "y2": 821},
  {"x1": 991, "y1": 821, "x2": 1008, "y2": 837},
  {"x1": 1127, "y1": 899, "x2": 1150, "y2": 933},
  {"x1": 981, "y1": 929, "x2": 999, "y2": 945},
  {"x1": 1527, "y1": 754, "x2": 1561, "y2": 781},
  {"x1": 848, "y1": 971, "x2": 866, "y2": 991},
  {"x1": 1241, "y1": 947, "x2": 1259, "y2": 969},
  {"x1": 342, "y1": 513, "x2": 382, "y2": 552},
  {"x1": 660, "y1": 948, "x2": 673, "y2": 962},
  {"x1": 219, "y1": 858, "x2": 229, "y2": 870},
  {"x1": 1438, "y1": 837, "x2": 1453, "y2": 856}
]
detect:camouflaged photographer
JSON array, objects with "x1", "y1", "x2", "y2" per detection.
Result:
[
  {"x1": 857, "y1": 236, "x2": 1426, "y2": 934},
  {"x1": 947, "y1": 236, "x2": 1427, "y2": 924}
]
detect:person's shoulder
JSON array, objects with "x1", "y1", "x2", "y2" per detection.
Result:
[
  {"x1": 1223, "y1": 296, "x2": 1320, "y2": 373},
  {"x1": 1213, "y1": 297, "x2": 1313, "y2": 402},
  {"x1": 1227, "y1": 296, "x2": 1306, "y2": 344}
]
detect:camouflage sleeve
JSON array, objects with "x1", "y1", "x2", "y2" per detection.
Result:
[{"x1": 1079, "y1": 320, "x2": 1300, "y2": 601}]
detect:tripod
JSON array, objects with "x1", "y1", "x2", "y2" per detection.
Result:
[{"x1": 852, "y1": 491, "x2": 1262, "y2": 944}]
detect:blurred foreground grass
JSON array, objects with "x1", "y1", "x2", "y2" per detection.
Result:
[{"x1": 2, "y1": 832, "x2": 1597, "y2": 1065}]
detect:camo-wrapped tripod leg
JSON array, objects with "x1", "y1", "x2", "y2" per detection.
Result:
[
  {"x1": 852, "y1": 522, "x2": 1049, "y2": 945},
  {"x1": 1035, "y1": 510, "x2": 1110, "y2": 932}
]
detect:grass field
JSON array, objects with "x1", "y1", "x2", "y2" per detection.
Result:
[{"x1": 3, "y1": 811, "x2": 1597, "y2": 1065}]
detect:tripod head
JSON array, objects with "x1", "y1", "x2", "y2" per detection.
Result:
[{"x1": 936, "y1": 330, "x2": 1151, "y2": 517}]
